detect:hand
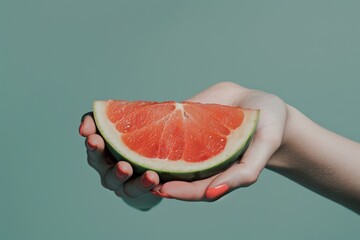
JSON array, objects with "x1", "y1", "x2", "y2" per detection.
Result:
[
  {"x1": 153, "y1": 82, "x2": 288, "y2": 201},
  {"x1": 79, "y1": 113, "x2": 162, "y2": 211}
]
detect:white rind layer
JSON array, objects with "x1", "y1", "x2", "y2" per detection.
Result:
[{"x1": 93, "y1": 101, "x2": 259, "y2": 173}]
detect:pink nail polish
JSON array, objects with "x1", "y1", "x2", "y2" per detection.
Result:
[
  {"x1": 205, "y1": 184, "x2": 229, "y2": 200},
  {"x1": 86, "y1": 139, "x2": 97, "y2": 151},
  {"x1": 151, "y1": 191, "x2": 160, "y2": 197},
  {"x1": 151, "y1": 191, "x2": 173, "y2": 199},
  {"x1": 115, "y1": 165, "x2": 128, "y2": 179},
  {"x1": 79, "y1": 123, "x2": 84, "y2": 136},
  {"x1": 141, "y1": 174, "x2": 154, "y2": 188}
]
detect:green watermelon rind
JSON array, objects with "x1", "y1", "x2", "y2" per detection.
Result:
[
  {"x1": 108, "y1": 116, "x2": 257, "y2": 181},
  {"x1": 93, "y1": 101, "x2": 260, "y2": 182}
]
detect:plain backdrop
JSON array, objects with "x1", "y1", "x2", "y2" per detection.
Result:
[{"x1": 1, "y1": 1, "x2": 359, "y2": 239}]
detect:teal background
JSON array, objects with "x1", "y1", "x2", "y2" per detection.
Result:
[{"x1": 1, "y1": 0, "x2": 359, "y2": 239}]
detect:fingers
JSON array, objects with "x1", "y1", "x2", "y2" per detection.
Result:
[
  {"x1": 79, "y1": 113, "x2": 162, "y2": 210},
  {"x1": 113, "y1": 171, "x2": 162, "y2": 211},
  {"x1": 186, "y1": 82, "x2": 246, "y2": 105},
  {"x1": 123, "y1": 171, "x2": 160, "y2": 198},
  {"x1": 85, "y1": 134, "x2": 160, "y2": 200},
  {"x1": 80, "y1": 113, "x2": 118, "y2": 182},
  {"x1": 151, "y1": 131, "x2": 281, "y2": 202},
  {"x1": 79, "y1": 112, "x2": 97, "y2": 137},
  {"x1": 85, "y1": 134, "x2": 112, "y2": 176},
  {"x1": 154, "y1": 175, "x2": 218, "y2": 201},
  {"x1": 102, "y1": 161, "x2": 132, "y2": 190},
  {"x1": 204, "y1": 133, "x2": 280, "y2": 200},
  {"x1": 85, "y1": 133, "x2": 160, "y2": 198},
  {"x1": 84, "y1": 133, "x2": 133, "y2": 190}
]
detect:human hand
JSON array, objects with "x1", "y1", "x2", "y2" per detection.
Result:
[
  {"x1": 152, "y1": 82, "x2": 288, "y2": 201},
  {"x1": 79, "y1": 113, "x2": 162, "y2": 211},
  {"x1": 79, "y1": 81, "x2": 287, "y2": 205}
]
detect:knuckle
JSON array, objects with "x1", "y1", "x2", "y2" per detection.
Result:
[
  {"x1": 87, "y1": 155, "x2": 103, "y2": 173},
  {"x1": 101, "y1": 170, "x2": 115, "y2": 191},
  {"x1": 100, "y1": 177, "x2": 111, "y2": 190},
  {"x1": 266, "y1": 94, "x2": 285, "y2": 106},
  {"x1": 242, "y1": 169, "x2": 260, "y2": 186},
  {"x1": 267, "y1": 135, "x2": 282, "y2": 149},
  {"x1": 214, "y1": 81, "x2": 241, "y2": 91},
  {"x1": 122, "y1": 187, "x2": 137, "y2": 199},
  {"x1": 114, "y1": 189, "x2": 123, "y2": 197},
  {"x1": 87, "y1": 155, "x2": 97, "y2": 167}
]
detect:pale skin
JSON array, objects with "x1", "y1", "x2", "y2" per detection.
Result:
[{"x1": 79, "y1": 82, "x2": 360, "y2": 213}]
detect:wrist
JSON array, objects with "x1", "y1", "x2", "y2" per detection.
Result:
[{"x1": 265, "y1": 104, "x2": 303, "y2": 171}]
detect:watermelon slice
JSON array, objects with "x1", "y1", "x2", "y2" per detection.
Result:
[{"x1": 93, "y1": 100, "x2": 259, "y2": 181}]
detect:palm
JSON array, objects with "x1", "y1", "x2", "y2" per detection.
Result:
[
  {"x1": 80, "y1": 82, "x2": 288, "y2": 208},
  {"x1": 156, "y1": 82, "x2": 287, "y2": 201}
]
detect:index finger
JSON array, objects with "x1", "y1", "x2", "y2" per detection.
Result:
[
  {"x1": 79, "y1": 112, "x2": 97, "y2": 137},
  {"x1": 154, "y1": 174, "x2": 218, "y2": 201}
]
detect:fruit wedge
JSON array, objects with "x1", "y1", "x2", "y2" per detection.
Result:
[{"x1": 93, "y1": 100, "x2": 259, "y2": 181}]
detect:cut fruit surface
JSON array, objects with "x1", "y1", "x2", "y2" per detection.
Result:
[{"x1": 93, "y1": 100, "x2": 259, "y2": 181}]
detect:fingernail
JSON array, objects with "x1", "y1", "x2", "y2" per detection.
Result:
[
  {"x1": 86, "y1": 139, "x2": 97, "y2": 151},
  {"x1": 151, "y1": 191, "x2": 173, "y2": 199},
  {"x1": 152, "y1": 185, "x2": 161, "y2": 192},
  {"x1": 141, "y1": 174, "x2": 154, "y2": 188},
  {"x1": 115, "y1": 165, "x2": 128, "y2": 179},
  {"x1": 151, "y1": 191, "x2": 159, "y2": 197},
  {"x1": 79, "y1": 123, "x2": 84, "y2": 136},
  {"x1": 205, "y1": 184, "x2": 229, "y2": 200}
]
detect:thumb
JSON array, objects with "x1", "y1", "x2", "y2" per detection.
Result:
[
  {"x1": 205, "y1": 134, "x2": 280, "y2": 200},
  {"x1": 185, "y1": 82, "x2": 246, "y2": 105}
]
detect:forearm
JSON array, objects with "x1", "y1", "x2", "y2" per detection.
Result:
[{"x1": 267, "y1": 105, "x2": 360, "y2": 214}]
